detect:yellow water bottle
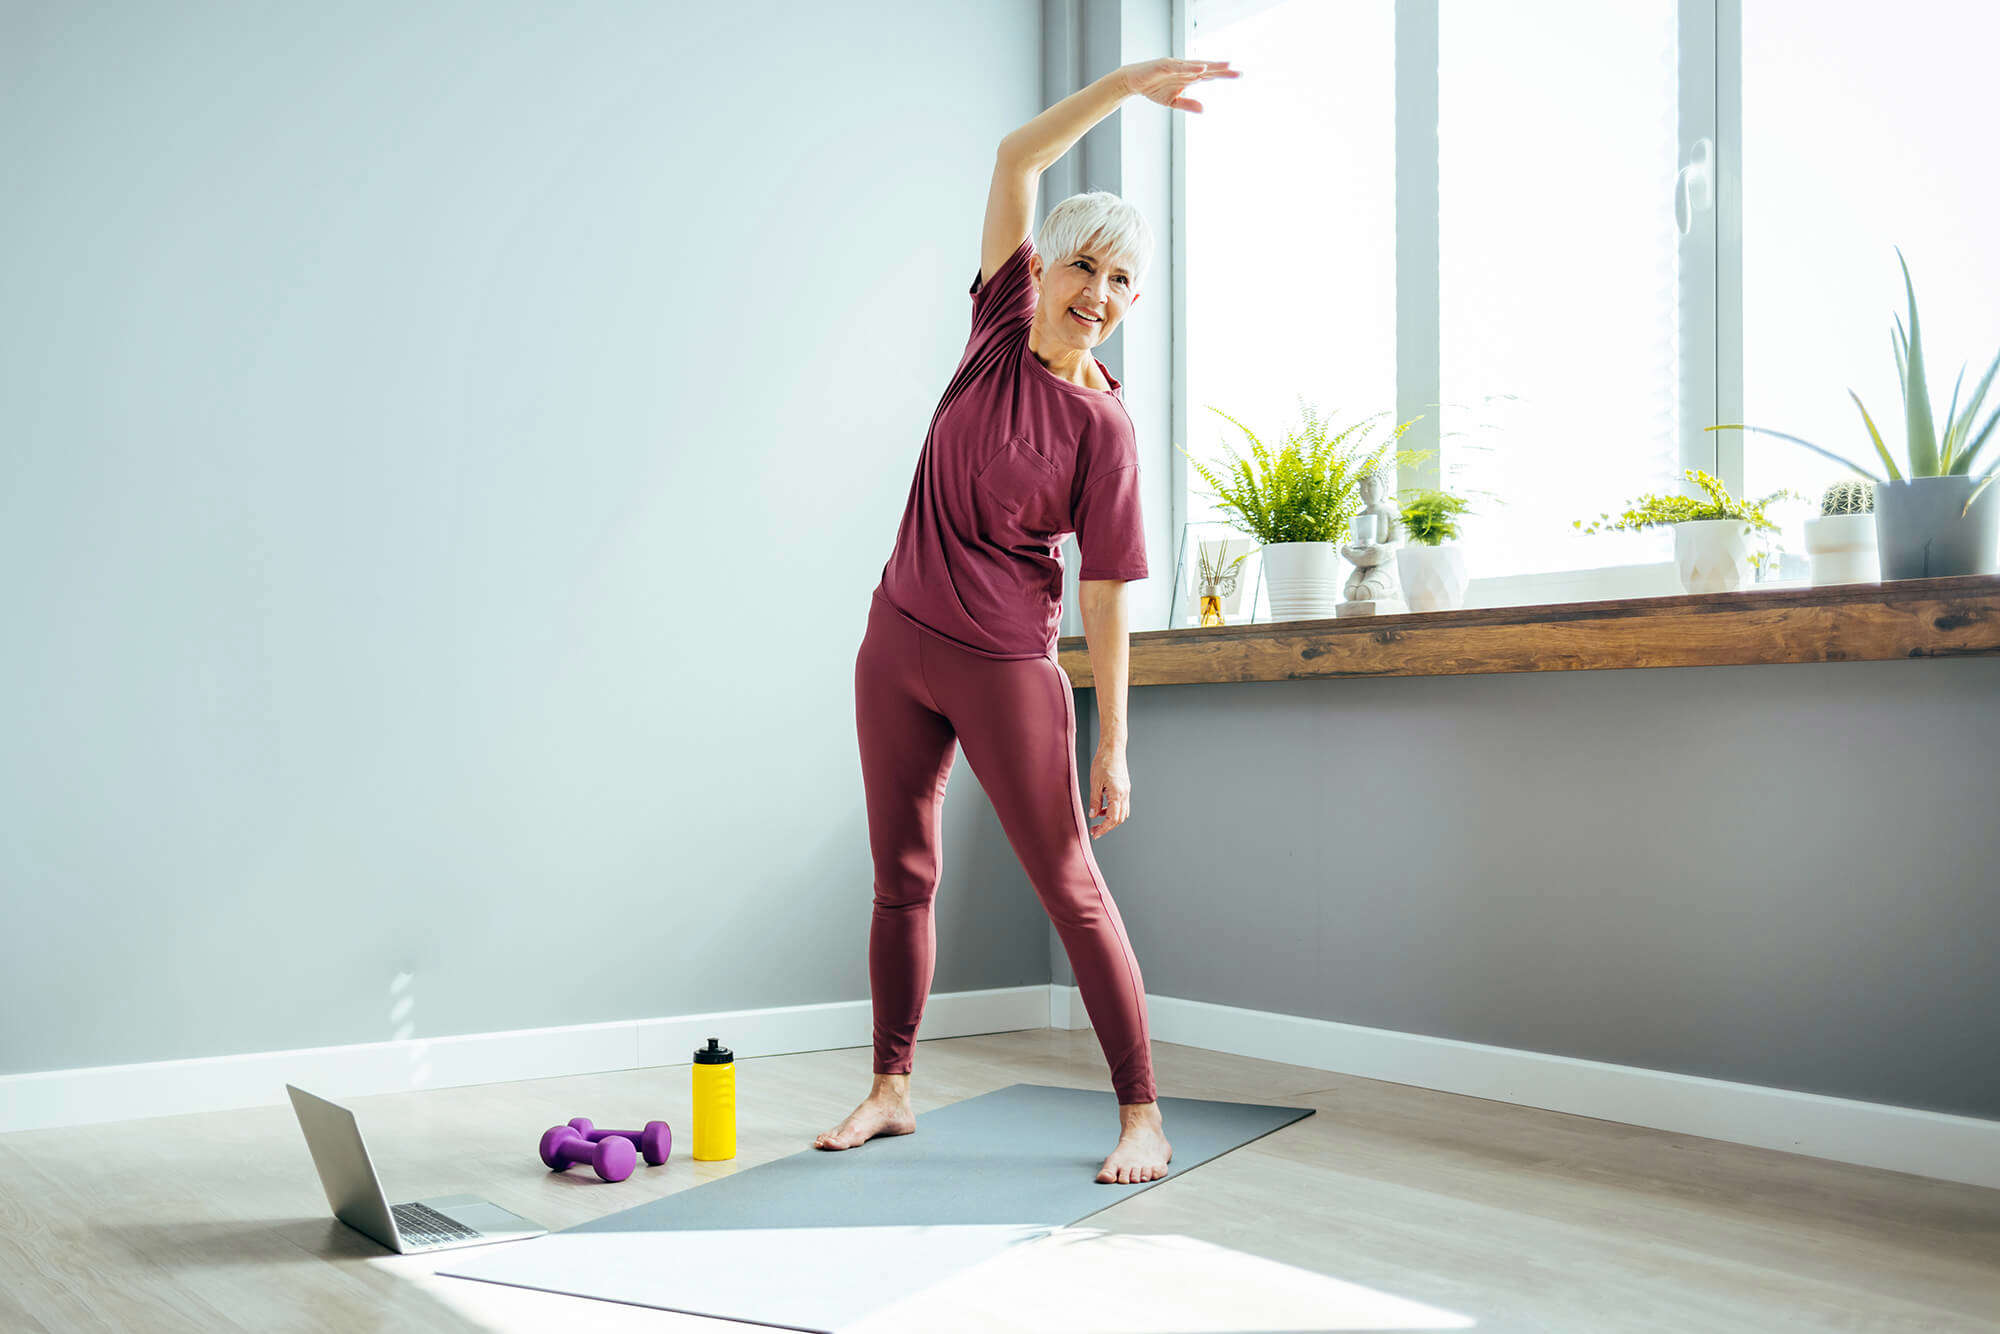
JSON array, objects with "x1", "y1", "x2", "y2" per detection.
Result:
[{"x1": 691, "y1": 1037, "x2": 736, "y2": 1161}]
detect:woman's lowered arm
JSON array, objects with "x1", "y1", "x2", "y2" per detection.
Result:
[{"x1": 1077, "y1": 578, "x2": 1135, "y2": 839}]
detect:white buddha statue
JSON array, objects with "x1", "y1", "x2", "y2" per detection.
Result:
[{"x1": 1338, "y1": 469, "x2": 1407, "y2": 612}]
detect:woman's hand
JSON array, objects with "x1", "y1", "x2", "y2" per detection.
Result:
[
  {"x1": 1087, "y1": 743, "x2": 1132, "y2": 839},
  {"x1": 1121, "y1": 57, "x2": 1240, "y2": 113}
]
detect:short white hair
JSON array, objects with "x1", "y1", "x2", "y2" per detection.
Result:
[{"x1": 1036, "y1": 190, "x2": 1153, "y2": 292}]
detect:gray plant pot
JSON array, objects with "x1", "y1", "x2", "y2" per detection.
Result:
[{"x1": 1872, "y1": 475, "x2": 1999, "y2": 579}]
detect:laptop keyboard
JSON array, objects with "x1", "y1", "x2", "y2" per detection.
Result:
[{"x1": 393, "y1": 1201, "x2": 483, "y2": 1246}]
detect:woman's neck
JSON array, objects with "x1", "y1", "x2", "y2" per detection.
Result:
[{"x1": 1027, "y1": 326, "x2": 1095, "y2": 385}]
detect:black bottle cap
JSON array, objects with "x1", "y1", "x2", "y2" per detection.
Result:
[{"x1": 693, "y1": 1036, "x2": 733, "y2": 1064}]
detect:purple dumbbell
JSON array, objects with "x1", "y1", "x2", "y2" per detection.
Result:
[
  {"x1": 566, "y1": 1116, "x2": 673, "y2": 1166},
  {"x1": 538, "y1": 1125, "x2": 636, "y2": 1182}
]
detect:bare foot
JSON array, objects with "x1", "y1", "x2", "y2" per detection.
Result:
[
  {"x1": 1098, "y1": 1101, "x2": 1172, "y2": 1184},
  {"x1": 814, "y1": 1083, "x2": 916, "y2": 1150}
]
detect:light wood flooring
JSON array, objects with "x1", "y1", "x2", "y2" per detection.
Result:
[{"x1": 2, "y1": 1028, "x2": 1996, "y2": 1332}]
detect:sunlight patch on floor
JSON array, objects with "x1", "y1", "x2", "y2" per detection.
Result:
[{"x1": 845, "y1": 1226, "x2": 1478, "y2": 1333}]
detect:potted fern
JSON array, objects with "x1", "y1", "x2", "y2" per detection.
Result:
[
  {"x1": 1804, "y1": 479, "x2": 1879, "y2": 585},
  {"x1": 1707, "y1": 248, "x2": 2000, "y2": 579},
  {"x1": 1394, "y1": 487, "x2": 1474, "y2": 610},
  {"x1": 1178, "y1": 396, "x2": 1429, "y2": 621},
  {"x1": 1575, "y1": 468, "x2": 1796, "y2": 594}
]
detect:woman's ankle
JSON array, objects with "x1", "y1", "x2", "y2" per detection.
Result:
[{"x1": 871, "y1": 1072, "x2": 911, "y2": 1100}]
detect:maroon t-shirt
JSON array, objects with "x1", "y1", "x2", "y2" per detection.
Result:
[{"x1": 872, "y1": 234, "x2": 1149, "y2": 661}]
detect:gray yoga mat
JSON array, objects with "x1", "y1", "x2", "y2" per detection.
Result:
[{"x1": 438, "y1": 1081, "x2": 1315, "y2": 1332}]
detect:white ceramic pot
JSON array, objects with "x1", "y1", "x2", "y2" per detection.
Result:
[
  {"x1": 1259, "y1": 541, "x2": 1344, "y2": 620},
  {"x1": 1673, "y1": 518, "x2": 1756, "y2": 593},
  {"x1": 1802, "y1": 512, "x2": 1880, "y2": 586},
  {"x1": 1395, "y1": 543, "x2": 1469, "y2": 611}
]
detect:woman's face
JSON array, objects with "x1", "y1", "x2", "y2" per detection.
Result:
[{"x1": 1031, "y1": 247, "x2": 1140, "y2": 351}]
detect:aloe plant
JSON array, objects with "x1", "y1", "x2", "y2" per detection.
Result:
[{"x1": 1707, "y1": 247, "x2": 2000, "y2": 519}]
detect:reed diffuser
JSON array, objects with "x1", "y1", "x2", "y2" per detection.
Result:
[{"x1": 1195, "y1": 536, "x2": 1251, "y2": 626}]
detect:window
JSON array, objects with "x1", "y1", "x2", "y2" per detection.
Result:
[
  {"x1": 1739, "y1": 0, "x2": 2000, "y2": 531},
  {"x1": 1177, "y1": 0, "x2": 1997, "y2": 613},
  {"x1": 1179, "y1": 0, "x2": 1397, "y2": 547},
  {"x1": 1437, "y1": 0, "x2": 1682, "y2": 592}
]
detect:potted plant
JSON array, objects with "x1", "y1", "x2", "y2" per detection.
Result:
[
  {"x1": 1707, "y1": 248, "x2": 2000, "y2": 579},
  {"x1": 1394, "y1": 487, "x2": 1474, "y2": 611},
  {"x1": 1575, "y1": 468, "x2": 1796, "y2": 594},
  {"x1": 1178, "y1": 396, "x2": 1430, "y2": 620},
  {"x1": 1803, "y1": 479, "x2": 1879, "y2": 586}
]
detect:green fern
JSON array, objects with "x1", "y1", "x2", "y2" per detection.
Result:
[
  {"x1": 1398, "y1": 488, "x2": 1474, "y2": 546},
  {"x1": 1177, "y1": 395, "x2": 1433, "y2": 545}
]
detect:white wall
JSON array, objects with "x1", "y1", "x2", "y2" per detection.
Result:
[{"x1": 0, "y1": 0, "x2": 1059, "y2": 1078}]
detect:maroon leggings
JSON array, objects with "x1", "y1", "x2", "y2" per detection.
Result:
[{"x1": 854, "y1": 590, "x2": 1157, "y2": 1105}]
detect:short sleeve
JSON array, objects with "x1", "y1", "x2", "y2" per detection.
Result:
[
  {"x1": 969, "y1": 234, "x2": 1037, "y2": 349},
  {"x1": 1073, "y1": 463, "x2": 1149, "y2": 580}
]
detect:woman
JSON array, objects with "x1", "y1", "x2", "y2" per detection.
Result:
[{"x1": 814, "y1": 56, "x2": 1238, "y2": 1185}]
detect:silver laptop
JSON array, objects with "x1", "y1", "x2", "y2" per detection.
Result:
[{"x1": 287, "y1": 1084, "x2": 548, "y2": 1254}]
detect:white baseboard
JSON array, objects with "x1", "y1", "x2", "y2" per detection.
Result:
[
  {"x1": 1047, "y1": 981, "x2": 1093, "y2": 1031},
  {"x1": 6, "y1": 985, "x2": 1993, "y2": 1193},
  {"x1": 0, "y1": 985, "x2": 1054, "y2": 1136},
  {"x1": 1058, "y1": 986, "x2": 1997, "y2": 1191}
]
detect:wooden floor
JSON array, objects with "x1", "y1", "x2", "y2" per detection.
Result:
[{"x1": 3, "y1": 1028, "x2": 1996, "y2": 1333}]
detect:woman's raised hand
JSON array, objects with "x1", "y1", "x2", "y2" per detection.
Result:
[{"x1": 1121, "y1": 58, "x2": 1240, "y2": 113}]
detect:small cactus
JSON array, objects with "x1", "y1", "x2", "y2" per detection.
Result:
[{"x1": 1820, "y1": 478, "x2": 1875, "y2": 516}]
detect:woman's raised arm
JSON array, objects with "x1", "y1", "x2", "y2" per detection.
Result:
[
  {"x1": 985, "y1": 59, "x2": 1236, "y2": 286},
  {"x1": 999, "y1": 59, "x2": 1238, "y2": 173},
  {"x1": 980, "y1": 151, "x2": 1041, "y2": 290}
]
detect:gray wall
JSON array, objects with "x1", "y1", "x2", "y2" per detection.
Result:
[
  {"x1": 1072, "y1": 655, "x2": 2000, "y2": 1122},
  {"x1": 0, "y1": 0, "x2": 1060, "y2": 1077}
]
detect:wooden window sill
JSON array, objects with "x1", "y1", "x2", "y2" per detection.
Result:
[{"x1": 1055, "y1": 572, "x2": 2000, "y2": 688}]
